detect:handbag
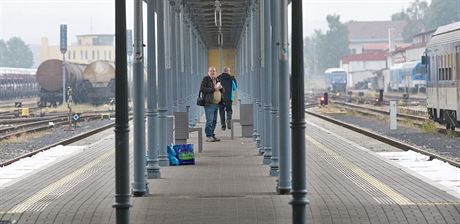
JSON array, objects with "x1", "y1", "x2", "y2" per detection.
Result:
[{"x1": 196, "y1": 91, "x2": 205, "y2": 106}]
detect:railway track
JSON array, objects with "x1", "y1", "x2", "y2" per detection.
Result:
[
  {"x1": 0, "y1": 121, "x2": 116, "y2": 167},
  {"x1": 0, "y1": 113, "x2": 115, "y2": 141},
  {"x1": 307, "y1": 109, "x2": 460, "y2": 168}
]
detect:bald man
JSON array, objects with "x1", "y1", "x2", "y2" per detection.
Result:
[{"x1": 217, "y1": 66, "x2": 237, "y2": 130}]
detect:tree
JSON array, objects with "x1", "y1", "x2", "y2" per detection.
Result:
[
  {"x1": 0, "y1": 40, "x2": 6, "y2": 66},
  {"x1": 427, "y1": 0, "x2": 460, "y2": 29},
  {"x1": 391, "y1": 10, "x2": 409, "y2": 21},
  {"x1": 2, "y1": 37, "x2": 34, "y2": 68},
  {"x1": 303, "y1": 15, "x2": 349, "y2": 76},
  {"x1": 391, "y1": 0, "x2": 429, "y2": 42}
]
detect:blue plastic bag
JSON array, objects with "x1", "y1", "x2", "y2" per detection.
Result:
[
  {"x1": 173, "y1": 144, "x2": 195, "y2": 165},
  {"x1": 167, "y1": 144, "x2": 179, "y2": 166}
]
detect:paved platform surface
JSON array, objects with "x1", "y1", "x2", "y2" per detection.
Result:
[{"x1": 0, "y1": 109, "x2": 459, "y2": 224}]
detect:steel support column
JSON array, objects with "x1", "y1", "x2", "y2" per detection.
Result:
[
  {"x1": 262, "y1": 0, "x2": 272, "y2": 165},
  {"x1": 146, "y1": 0, "x2": 161, "y2": 179},
  {"x1": 113, "y1": 0, "x2": 131, "y2": 222},
  {"x1": 132, "y1": 0, "x2": 147, "y2": 196},
  {"x1": 290, "y1": 0, "x2": 309, "y2": 223},
  {"x1": 278, "y1": 0, "x2": 291, "y2": 194},
  {"x1": 269, "y1": 0, "x2": 280, "y2": 177},
  {"x1": 157, "y1": 0, "x2": 169, "y2": 166}
]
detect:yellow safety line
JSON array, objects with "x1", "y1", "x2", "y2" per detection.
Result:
[
  {"x1": 7, "y1": 149, "x2": 114, "y2": 213},
  {"x1": 306, "y1": 134, "x2": 414, "y2": 205}
]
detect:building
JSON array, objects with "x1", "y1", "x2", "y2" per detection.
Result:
[
  {"x1": 40, "y1": 34, "x2": 115, "y2": 64},
  {"x1": 341, "y1": 52, "x2": 387, "y2": 89},
  {"x1": 347, "y1": 20, "x2": 406, "y2": 54}
]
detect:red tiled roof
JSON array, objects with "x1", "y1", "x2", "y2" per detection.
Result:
[
  {"x1": 341, "y1": 52, "x2": 387, "y2": 64},
  {"x1": 347, "y1": 21, "x2": 406, "y2": 42}
]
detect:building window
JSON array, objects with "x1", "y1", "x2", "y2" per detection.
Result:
[
  {"x1": 104, "y1": 51, "x2": 107, "y2": 60},
  {"x1": 92, "y1": 50, "x2": 95, "y2": 60},
  {"x1": 85, "y1": 51, "x2": 88, "y2": 59},
  {"x1": 109, "y1": 51, "x2": 111, "y2": 60},
  {"x1": 97, "y1": 51, "x2": 100, "y2": 59},
  {"x1": 73, "y1": 51, "x2": 76, "y2": 59},
  {"x1": 80, "y1": 50, "x2": 83, "y2": 59},
  {"x1": 68, "y1": 51, "x2": 71, "y2": 59}
]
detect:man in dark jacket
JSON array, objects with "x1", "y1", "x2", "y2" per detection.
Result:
[
  {"x1": 217, "y1": 66, "x2": 237, "y2": 130},
  {"x1": 200, "y1": 67, "x2": 223, "y2": 142}
]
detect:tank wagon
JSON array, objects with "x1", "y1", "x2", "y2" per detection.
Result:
[
  {"x1": 423, "y1": 21, "x2": 460, "y2": 130},
  {"x1": 36, "y1": 59, "x2": 115, "y2": 106},
  {"x1": 81, "y1": 61, "x2": 115, "y2": 104}
]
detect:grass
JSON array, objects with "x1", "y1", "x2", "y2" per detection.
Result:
[
  {"x1": 421, "y1": 120, "x2": 437, "y2": 134},
  {"x1": 43, "y1": 103, "x2": 113, "y2": 114},
  {"x1": 2, "y1": 131, "x2": 49, "y2": 144}
]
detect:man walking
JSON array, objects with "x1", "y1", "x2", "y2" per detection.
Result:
[
  {"x1": 218, "y1": 66, "x2": 237, "y2": 130},
  {"x1": 200, "y1": 67, "x2": 223, "y2": 142}
]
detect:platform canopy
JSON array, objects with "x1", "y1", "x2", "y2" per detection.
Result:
[{"x1": 184, "y1": 0, "x2": 251, "y2": 48}]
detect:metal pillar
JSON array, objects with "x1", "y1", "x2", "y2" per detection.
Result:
[
  {"x1": 290, "y1": 0, "x2": 308, "y2": 223},
  {"x1": 132, "y1": 0, "x2": 147, "y2": 196},
  {"x1": 269, "y1": 0, "x2": 280, "y2": 177},
  {"x1": 114, "y1": 0, "x2": 131, "y2": 221},
  {"x1": 262, "y1": 0, "x2": 272, "y2": 165},
  {"x1": 157, "y1": 0, "x2": 169, "y2": 166},
  {"x1": 146, "y1": 0, "x2": 161, "y2": 179},
  {"x1": 278, "y1": 0, "x2": 291, "y2": 194},
  {"x1": 256, "y1": 0, "x2": 264, "y2": 155},
  {"x1": 166, "y1": 1, "x2": 174, "y2": 146},
  {"x1": 252, "y1": 3, "x2": 259, "y2": 142}
]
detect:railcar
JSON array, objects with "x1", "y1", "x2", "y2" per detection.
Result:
[
  {"x1": 36, "y1": 59, "x2": 117, "y2": 106},
  {"x1": 0, "y1": 67, "x2": 38, "y2": 100},
  {"x1": 324, "y1": 68, "x2": 347, "y2": 94},
  {"x1": 423, "y1": 21, "x2": 460, "y2": 130},
  {"x1": 389, "y1": 61, "x2": 426, "y2": 93}
]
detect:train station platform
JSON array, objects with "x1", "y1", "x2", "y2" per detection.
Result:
[{"x1": 1, "y1": 109, "x2": 460, "y2": 224}]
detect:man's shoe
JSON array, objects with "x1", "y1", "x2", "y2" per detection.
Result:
[
  {"x1": 221, "y1": 126, "x2": 226, "y2": 131},
  {"x1": 206, "y1": 137, "x2": 216, "y2": 142},
  {"x1": 227, "y1": 120, "x2": 231, "y2": 129},
  {"x1": 212, "y1": 136, "x2": 221, "y2": 142}
]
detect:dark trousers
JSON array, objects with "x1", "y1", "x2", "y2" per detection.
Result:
[
  {"x1": 204, "y1": 104, "x2": 218, "y2": 137},
  {"x1": 219, "y1": 101, "x2": 233, "y2": 127}
]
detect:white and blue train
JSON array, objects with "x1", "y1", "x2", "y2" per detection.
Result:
[
  {"x1": 389, "y1": 61, "x2": 426, "y2": 93},
  {"x1": 324, "y1": 68, "x2": 347, "y2": 94}
]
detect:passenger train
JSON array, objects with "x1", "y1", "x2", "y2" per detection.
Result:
[
  {"x1": 389, "y1": 61, "x2": 426, "y2": 93},
  {"x1": 423, "y1": 21, "x2": 460, "y2": 130},
  {"x1": 324, "y1": 68, "x2": 347, "y2": 94}
]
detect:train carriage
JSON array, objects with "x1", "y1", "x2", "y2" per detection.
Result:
[
  {"x1": 423, "y1": 21, "x2": 460, "y2": 130},
  {"x1": 324, "y1": 68, "x2": 347, "y2": 94},
  {"x1": 389, "y1": 61, "x2": 426, "y2": 93}
]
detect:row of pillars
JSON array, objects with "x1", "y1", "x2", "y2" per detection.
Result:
[
  {"x1": 114, "y1": 0, "x2": 306, "y2": 223},
  {"x1": 115, "y1": 0, "x2": 209, "y2": 223},
  {"x1": 235, "y1": 0, "x2": 308, "y2": 223}
]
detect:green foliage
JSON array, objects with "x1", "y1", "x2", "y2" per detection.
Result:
[
  {"x1": 391, "y1": 0, "x2": 429, "y2": 42},
  {"x1": 390, "y1": 0, "x2": 460, "y2": 41},
  {"x1": 427, "y1": 0, "x2": 460, "y2": 29},
  {"x1": 0, "y1": 37, "x2": 34, "y2": 68},
  {"x1": 303, "y1": 14, "x2": 349, "y2": 76},
  {"x1": 421, "y1": 120, "x2": 437, "y2": 134},
  {"x1": 0, "y1": 40, "x2": 6, "y2": 67}
]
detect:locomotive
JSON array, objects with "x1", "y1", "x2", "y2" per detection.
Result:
[
  {"x1": 324, "y1": 68, "x2": 347, "y2": 94},
  {"x1": 36, "y1": 59, "x2": 115, "y2": 107},
  {"x1": 423, "y1": 21, "x2": 460, "y2": 130}
]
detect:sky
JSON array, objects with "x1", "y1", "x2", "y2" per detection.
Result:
[{"x1": 0, "y1": 0, "x2": 430, "y2": 46}]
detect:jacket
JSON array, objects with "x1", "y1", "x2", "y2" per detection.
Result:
[
  {"x1": 217, "y1": 73, "x2": 237, "y2": 102},
  {"x1": 200, "y1": 76, "x2": 224, "y2": 105}
]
